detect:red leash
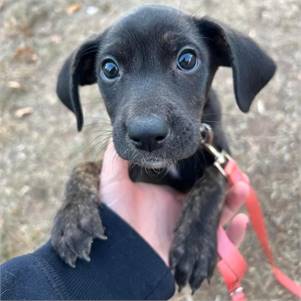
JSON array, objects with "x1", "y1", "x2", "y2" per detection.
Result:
[
  {"x1": 199, "y1": 124, "x2": 301, "y2": 300},
  {"x1": 217, "y1": 158, "x2": 301, "y2": 300}
]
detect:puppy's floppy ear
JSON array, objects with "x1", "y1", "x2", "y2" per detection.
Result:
[
  {"x1": 56, "y1": 36, "x2": 101, "y2": 131},
  {"x1": 196, "y1": 17, "x2": 276, "y2": 112}
]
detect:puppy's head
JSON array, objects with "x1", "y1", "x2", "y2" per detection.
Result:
[{"x1": 57, "y1": 5, "x2": 276, "y2": 168}]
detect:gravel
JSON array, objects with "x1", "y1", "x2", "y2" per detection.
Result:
[{"x1": 1, "y1": 0, "x2": 300, "y2": 300}]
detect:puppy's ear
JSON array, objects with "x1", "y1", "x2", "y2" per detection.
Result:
[
  {"x1": 56, "y1": 36, "x2": 100, "y2": 131},
  {"x1": 197, "y1": 17, "x2": 276, "y2": 112}
]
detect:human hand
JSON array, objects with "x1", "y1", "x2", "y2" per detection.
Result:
[{"x1": 100, "y1": 142, "x2": 249, "y2": 265}]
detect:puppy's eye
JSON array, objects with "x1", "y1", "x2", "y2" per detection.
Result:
[
  {"x1": 177, "y1": 50, "x2": 197, "y2": 71},
  {"x1": 102, "y1": 59, "x2": 119, "y2": 79}
]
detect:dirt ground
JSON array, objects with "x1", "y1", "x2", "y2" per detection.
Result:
[{"x1": 0, "y1": 0, "x2": 300, "y2": 300}]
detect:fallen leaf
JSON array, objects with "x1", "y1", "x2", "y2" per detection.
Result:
[
  {"x1": 8, "y1": 81, "x2": 22, "y2": 89},
  {"x1": 66, "y1": 3, "x2": 81, "y2": 15},
  {"x1": 50, "y1": 34, "x2": 62, "y2": 44},
  {"x1": 86, "y1": 6, "x2": 99, "y2": 15},
  {"x1": 15, "y1": 107, "x2": 33, "y2": 118},
  {"x1": 257, "y1": 100, "x2": 266, "y2": 115},
  {"x1": 13, "y1": 46, "x2": 38, "y2": 63}
]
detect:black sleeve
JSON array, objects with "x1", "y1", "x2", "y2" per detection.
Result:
[{"x1": 0, "y1": 204, "x2": 175, "y2": 300}]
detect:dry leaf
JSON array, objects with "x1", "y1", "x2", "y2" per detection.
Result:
[
  {"x1": 50, "y1": 35, "x2": 62, "y2": 44},
  {"x1": 86, "y1": 6, "x2": 99, "y2": 16},
  {"x1": 15, "y1": 107, "x2": 33, "y2": 118},
  {"x1": 13, "y1": 46, "x2": 38, "y2": 63},
  {"x1": 66, "y1": 3, "x2": 81, "y2": 15},
  {"x1": 8, "y1": 81, "x2": 22, "y2": 89}
]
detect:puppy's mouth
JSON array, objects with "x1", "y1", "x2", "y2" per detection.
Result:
[
  {"x1": 114, "y1": 136, "x2": 200, "y2": 170},
  {"x1": 134, "y1": 159, "x2": 171, "y2": 170},
  {"x1": 127, "y1": 153, "x2": 172, "y2": 172}
]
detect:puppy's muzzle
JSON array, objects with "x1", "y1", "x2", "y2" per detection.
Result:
[{"x1": 127, "y1": 115, "x2": 169, "y2": 152}]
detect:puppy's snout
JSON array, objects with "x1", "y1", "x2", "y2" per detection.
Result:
[{"x1": 127, "y1": 115, "x2": 169, "y2": 152}]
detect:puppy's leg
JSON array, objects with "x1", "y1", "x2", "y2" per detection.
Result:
[
  {"x1": 170, "y1": 166, "x2": 226, "y2": 293},
  {"x1": 51, "y1": 161, "x2": 106, "y2": 267}
]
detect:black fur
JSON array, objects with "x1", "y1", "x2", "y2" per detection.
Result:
[{"x1": 52, "y1": 5, "x2": 276, "y2": 292}]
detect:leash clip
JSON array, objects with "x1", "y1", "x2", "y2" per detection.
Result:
[
  {"x1": 230, "y1": 287, "x2": 246, "y2": 301},
  {"x1": 200, "y1": 123, "x2": 230, "y2": 177}
]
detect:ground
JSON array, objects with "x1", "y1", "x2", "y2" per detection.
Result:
[{"x1": 0, "y1": 0, "x2": 300, "y2": 300}]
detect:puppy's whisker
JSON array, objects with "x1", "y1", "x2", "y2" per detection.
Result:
[
  {"x1": 201, "y1": 119, "x2": 221, "y2": 124},
  {"x1": 84, "y1": 120, "x2": 112, "y2": 129},
  {"x1": 83, "y1": 130, "x2": 111, "y2": 156},
  {"x1": 87, "y1": 140, "x2": 108, "y2": 155},
  {"x1": 82, "y1": 48, "x2": 99, "y2": 56},
  {"x1": 86, "y1": 130, "x2": 112, "y2": 138},
  {"x1": 84, "y1": 125, "x2": 112, "y2": 137},
  {"x1": 88, "y1": 128, "x2": 111, "y2": 137},
  {"x1": 86, "y1": 137, "x2": 110, "y2": 148}
]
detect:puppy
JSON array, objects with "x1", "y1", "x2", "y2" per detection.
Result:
[{"x1": 51, "y1": 5, "x2": 276, "y2": 292}]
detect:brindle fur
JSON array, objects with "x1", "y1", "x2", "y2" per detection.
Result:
[{"x1": 51, "y1": 161, "x2": 106, "y2": 267}]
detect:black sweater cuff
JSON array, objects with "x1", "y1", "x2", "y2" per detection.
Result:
[{"x1": 33, "y1": 204, "x2": 175, "y2": 299}]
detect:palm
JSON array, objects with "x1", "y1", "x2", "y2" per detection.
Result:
[{"x1": 100, "y1": 143, "x2": 248, "y2": 264}]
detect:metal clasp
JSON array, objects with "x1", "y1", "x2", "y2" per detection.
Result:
[{"x1": 199, "y1": 123, "x2": 230, "y2": 177}]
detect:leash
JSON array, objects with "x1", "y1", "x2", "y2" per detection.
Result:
[{"x1": 200, "y1": 124, "x2": 301, "y2": 301}]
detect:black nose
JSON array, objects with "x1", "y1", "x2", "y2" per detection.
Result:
[{"x1": 127, "y1": 115, "x2": 169, "y2": 152}]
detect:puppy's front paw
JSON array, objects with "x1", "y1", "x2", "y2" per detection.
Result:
[
  {"x1": 170, "y1": 223, "x2": 217, "y2": 293},
  {"x1": 51, "y1": 201, "x2": 107, "y2": 267}
]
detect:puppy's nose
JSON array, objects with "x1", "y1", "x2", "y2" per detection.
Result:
[{"x1": 127, "y1": 116, "x2": 169, "y2": 152}]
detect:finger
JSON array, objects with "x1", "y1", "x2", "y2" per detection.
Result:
[
  {"x1": 101, "y1": 141, "x2": 130, "y2": 183},
  {"x1": 226, "y1": 213, "x2": 249, "y2": 247},
  {"x1": 220, "y1": 181, "x2": 249, "y2": 225}
]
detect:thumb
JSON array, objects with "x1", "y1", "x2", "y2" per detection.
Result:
[
  {"x1": 225, "y1": 213, "x2": 249, "y2": 247},
  {"x1": 101, "y1": 141, "x2": 131, "y2": 184}
]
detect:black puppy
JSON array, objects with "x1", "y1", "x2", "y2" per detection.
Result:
[{"x1": 51, "y1": 5, "x2": 276, "y2": 292}]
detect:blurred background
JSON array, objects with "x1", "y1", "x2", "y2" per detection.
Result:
[{"x1": 0, "y1": 0, "x2": 300, "y2": 300}]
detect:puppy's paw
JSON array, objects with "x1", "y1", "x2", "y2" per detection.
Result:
[
  {"x1": 170, "y1": 224, "x2": 217, "y2": 293},
  {"x1": 51, "y1": 201, "x2": 107, "y2": 267}
]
